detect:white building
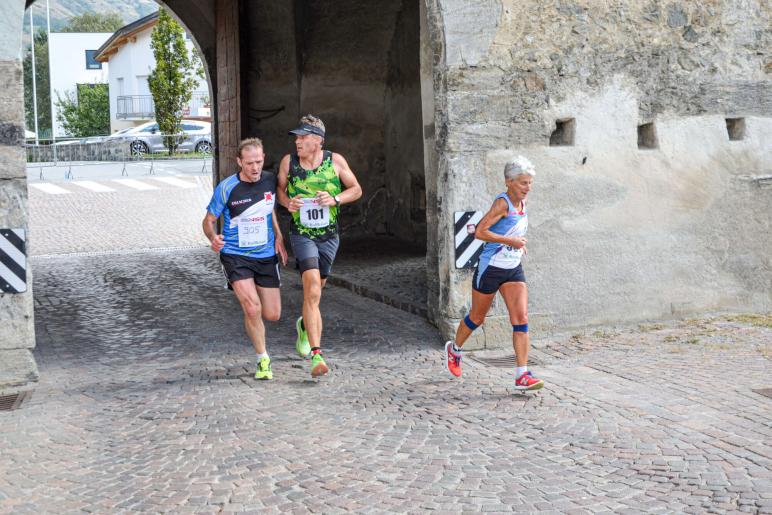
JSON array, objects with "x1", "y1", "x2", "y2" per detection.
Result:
[
  {"x1": 48, "y1": 32, "x2": 112, "y2": 138},
  {"x1": 95, "y1": 12, "x2": 210, "y2": 134}
]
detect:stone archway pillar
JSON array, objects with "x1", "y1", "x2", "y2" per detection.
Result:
[
  {"x1": 215, "y1": 0, "x2": 241, "y2": 181},
  {"x1": 0, "y1": 0, "x2": 39, "y2": 396}
]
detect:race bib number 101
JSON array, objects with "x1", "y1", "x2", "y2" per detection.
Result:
[{"x1": 299, "y1": 198, "x2": 330, "y2": 228}]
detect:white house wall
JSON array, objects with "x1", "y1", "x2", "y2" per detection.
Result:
[
  {"x1": 48, "y1": 32, "x2": 111, "y2": 138},
  {"x1": 107, "y1": 27, "x2": 209, "y2": 133}
]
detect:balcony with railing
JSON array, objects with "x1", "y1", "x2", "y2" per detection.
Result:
[
  {"x1": 116, "y1": 92, "x2": 211, "y2": 120},
  {"x1": 116, "y1": 95, "x2": 154, "y2": 120}
]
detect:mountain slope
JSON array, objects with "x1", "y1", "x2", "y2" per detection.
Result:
[{"x1": 25, "y1": 0, "x2": 158, "y2": 33}]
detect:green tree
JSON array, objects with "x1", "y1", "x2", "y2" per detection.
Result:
[
  {"x1": 61, "y1": 12, "x2": 124, "y2": 33},
  {"x1": 54, "y1": 83, "x2": 110, "y2": 137},
  {"x1": 148, "y1": 8, "x2": 198, "y2": 154}
]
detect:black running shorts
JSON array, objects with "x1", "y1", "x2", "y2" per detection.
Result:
[
  {"x1": 472, "y1": 264, "x2": 525, "y2": 294},
  {"x1": 220, "y1": 253, "x2": 281, "y2": 288}
]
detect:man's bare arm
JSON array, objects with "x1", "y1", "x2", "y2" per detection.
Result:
[
  {"x1": 277, "y1": 154, "x2": 304, "y2": 212},
  {"x1": 312, "y1": 152, "x2": 363, "y2": 208},
  {"x1": 202, "y1": 212, "x2": 225, "y2": 252}
]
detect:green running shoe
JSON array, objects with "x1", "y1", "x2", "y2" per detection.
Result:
[
  {"x1": 295, "y1": 316, "x2": 311, "y2": 358},
  {"x1": 255, "y1": 356, "x2": 273, "y2": 380},
  {"x1": 310, "y1": 352, "x2": 329, "y2": 378}
]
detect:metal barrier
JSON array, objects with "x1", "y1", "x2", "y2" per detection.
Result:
[{"x1": 25, "y1": 133, "x2": 214, "y2": 179}]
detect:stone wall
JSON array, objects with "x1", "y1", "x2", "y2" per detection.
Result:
[
  {"x1": 432, "y1": 0, "x2": 772, "y2": 347},
  {"x1": 1, "y1": 0, "x2": 38, "y2": 395}
]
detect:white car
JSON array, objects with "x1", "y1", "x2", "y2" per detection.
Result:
[{"x1": 109, "y1": 120, "x2": 212, "y2": 156}]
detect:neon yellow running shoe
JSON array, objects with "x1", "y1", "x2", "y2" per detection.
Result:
[
  {"x1": 255, "y1": 356, "x2": 273, "y2": 380},
  {"x1": 295, "y1": 316, "x2": 311, "y2": 358},
  {"x1": 310, "y1": 352, "x2": 329, "y2": 378}
]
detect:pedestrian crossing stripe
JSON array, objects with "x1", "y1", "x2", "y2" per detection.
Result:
[
  {"x1": 454, "y1": 211, "x2": 484, "y2": 269},
  {"x1": 28, "y1": 175, "x2": 200, "y2": 194},
  {"x1": 29, "y1": 183, "x2": 70, "y2": 194},
  {"x1": 71, "y1": 180, "x2": 115, "y2": 193},
  {"x1": 0, "y1": 229, "x2": 26, "y2": 293},
  {"x1": 151, "y1": 176, "x2": 198, "y2": 189},
  {"x1": 112, "y1": 178, "x2": 158, "y2": 190}
]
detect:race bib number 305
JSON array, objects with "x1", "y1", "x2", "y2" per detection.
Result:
[
  {"x1": 238, "y1": 215, "x2": 268, "y2": 247},
  {"x1": 299, "y1": 198, "x2": 330, "y2": 229}
]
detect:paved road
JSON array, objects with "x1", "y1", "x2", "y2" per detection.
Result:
[
  {"x1": 27, "y1": 172, "x2": 212, "y2": 256},
  {"x1": 1, "y1": 248, "x2": 770, "y2": 513}
]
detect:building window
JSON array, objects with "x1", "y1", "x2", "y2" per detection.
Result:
[
  {"x1": 725, "y1": 118, "x2": 746, "y2": 141},
  {"x1": 637, "y1": 123, "x2": 658, "y2": 150},
  {"x1": 85, "y1": 50, "x2": 101, "y2": 70},
  {"x1": 549, "y1": 118, "x2": 575, "y2": 146}
]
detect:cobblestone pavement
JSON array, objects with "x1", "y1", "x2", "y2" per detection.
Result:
[
  {"x1": 332, "y1": 237, "x2": 427, "y2": 318},
  {"x1": 1, "y1": 248, "x2": 771, "y2": 513}
]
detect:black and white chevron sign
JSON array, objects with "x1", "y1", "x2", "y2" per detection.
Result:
[
  {"x1": 0, "y1": 229, "x2": 27, "y2": 293},
  {"x1": 454, "y1": 211, "x2": 484, "y2": 269}
]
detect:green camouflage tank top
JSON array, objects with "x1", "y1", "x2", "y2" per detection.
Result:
[{"x1": 287, "y1": 150, "x2": 342, "y2": 240}]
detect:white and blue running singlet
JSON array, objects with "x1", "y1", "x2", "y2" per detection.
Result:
[
  {"x1": 476, "y1": 193, "x2": 528, "y2": 286},
  {"x1": 207, "y1": 172, "x2": 277, "y2": 258}
]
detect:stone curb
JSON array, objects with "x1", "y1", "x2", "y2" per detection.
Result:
[{"x1": 327, "y1": 274, "x2": 429, "y2": 320}]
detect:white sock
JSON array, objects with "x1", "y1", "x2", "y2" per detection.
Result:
[
  {"x1": 452, "y1": 342, "x2": 462, "y2": 354},
  {"x1": 516, "y1": 366, "x2": 528, "y2": 377},
  {"x1": 256, "y1": 352, "x2": 269, "y2": 361}
]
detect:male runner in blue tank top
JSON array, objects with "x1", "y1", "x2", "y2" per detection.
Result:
[
  {"x1": 202, "y1": 138, "x2": 288, "y2": 380},
  {"x1": 444, "y1": 156, "x2": 544, "y2": 391},
  {"x1": 277, "y1": 115, "x2": 362, "y2": 378}
]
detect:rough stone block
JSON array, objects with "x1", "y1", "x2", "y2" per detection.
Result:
[
  {"x1": 0, "y1": 178, "x2": 28, "y2": 226},
  {"x1": 439, "y1": 0, "x2": 500, "y2": 67},
  {"x1": 0, "y1": 348, "x2": 38, "y2": 388},
  {"x1": 0, "y1": 144, "x2": 25, "y2": 179},
  {"x1": 0, "y1": 61, "x2": 23, "y2": 132},
  {"x1": 0, "y1": 289, "x2": 35, "y2": 350}
]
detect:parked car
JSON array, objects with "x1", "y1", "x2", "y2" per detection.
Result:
[{"x1": 109, "y1": 120, "x2": 212, "y2": 156}]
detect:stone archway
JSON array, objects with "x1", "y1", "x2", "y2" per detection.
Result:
[{"x1": 1, "y1": 0, "x2": 446, "y2": 397}]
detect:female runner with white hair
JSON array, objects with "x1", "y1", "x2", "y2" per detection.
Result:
[{"x1": 445, "y1": 155, "x2": 544, "y2": 391}]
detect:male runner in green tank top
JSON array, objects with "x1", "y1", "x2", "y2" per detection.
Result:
[{"x1": 277, "y1": 115, "x2": 362, "y2": 377}]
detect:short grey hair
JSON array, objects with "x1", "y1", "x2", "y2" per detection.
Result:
[
  {"x1": 504, "y1": 155, "x2": 536, "y2": 179},
  {"x1": 300, "y1": 114, "x2": 325, "y2": 135}
]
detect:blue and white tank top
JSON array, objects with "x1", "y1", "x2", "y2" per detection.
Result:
[{"x1": 477, "y1": 193, "x2": 528, "y2": 274}]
